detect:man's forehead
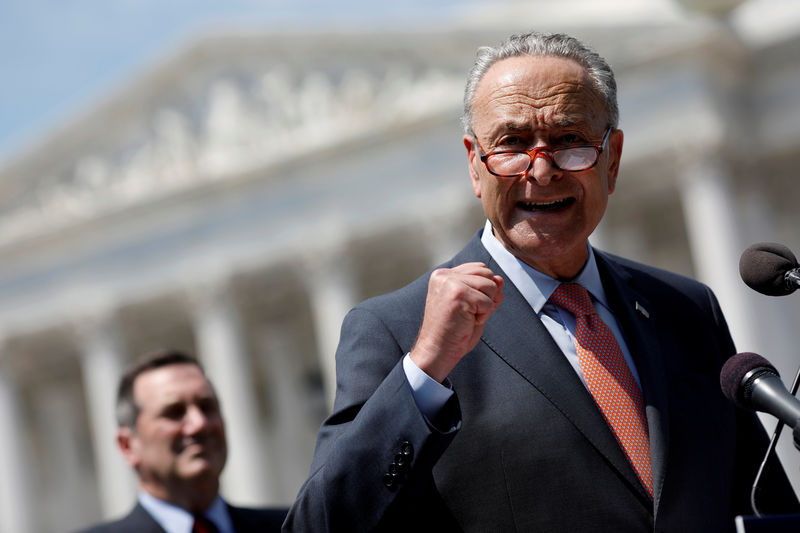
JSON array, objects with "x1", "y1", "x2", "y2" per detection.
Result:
[
  {"x1": 500, "y1": 116, "x2": 594, "y2": 132},
  {"x1": 134, "y1": 364, "x2": 214, "y2": 404},
  {"x1": 473, "y1": 55, "x2": 605, "y2": 134},
  {"x1": 516, "y1": 53, "x2": 583, "y2": 73},
  {"x1": 480, "y1": 55, "x2": 588, "y2": 94}
]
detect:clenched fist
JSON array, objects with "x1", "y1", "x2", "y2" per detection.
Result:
[{"x1": 410, "y1": 262, "x2": 504, "y2": 382}]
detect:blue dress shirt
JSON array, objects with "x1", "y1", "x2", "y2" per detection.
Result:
[
  {"x1": 138, "y1": 491, "x2": 235, "y2": 533},
  {"x1": 403, "y1": 220, "x2": 642, "y2": 418}
]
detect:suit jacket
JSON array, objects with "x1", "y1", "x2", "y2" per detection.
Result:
[
  {"x1": 285, "y1": 231, "x2": 798, "y2": 532},
  {"x1": 76, "y1": 500, "x2": 287, "y2": 533}
]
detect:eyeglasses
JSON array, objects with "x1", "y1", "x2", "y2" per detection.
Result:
[{"x1": 474, "y1": 127, "x2": 613, "y2": 177}]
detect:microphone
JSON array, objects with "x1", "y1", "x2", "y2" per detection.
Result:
[
  {"x1": 720, "y1": 352, "x2": 800, "y2": 431},
  {"x1": 722, "y1": 353, "x2": 800, "y2": 516},
  {"x1": 739, "y1": 242, "x2": 800, "y2": 296}
]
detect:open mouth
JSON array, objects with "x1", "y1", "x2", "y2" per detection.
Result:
[{"x1": 517, "y1": 197, "x2": 575, "y2": 211}]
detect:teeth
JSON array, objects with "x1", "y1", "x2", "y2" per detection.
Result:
[{"x1": 519, "y1": 198, "x2": 570, "y2": 210}]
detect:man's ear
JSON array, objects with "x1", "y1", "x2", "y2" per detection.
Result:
[
  {"x1": 606, "y1": 128, "x2": 624, "y2": 194},
  {"x1": 464, "y1": 135, "x2": 482, "y2": 198},
  {"x1": 117, "y1": 426, "x2": 140, "y2": 468}
]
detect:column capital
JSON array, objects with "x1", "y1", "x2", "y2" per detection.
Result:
[
  {"x1": 73, "y1": 306, "x2": 122, "y2": 344},
  {"x1": 673, "y1": 0, "x2": 746, "y2": 17},
  {"x1": 180, "y1": 269, "x2": 238, "y2": 315}
]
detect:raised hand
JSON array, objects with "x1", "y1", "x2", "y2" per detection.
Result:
[{"x1": 410, "y1": 262, "x2": 504, "y2": 382}]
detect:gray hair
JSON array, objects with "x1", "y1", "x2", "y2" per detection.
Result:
[{"x1": 461, "y1": 32, "x2": 618, "y2": 134}]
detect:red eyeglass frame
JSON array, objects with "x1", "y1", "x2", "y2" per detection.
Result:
[{"x1": 473, "y1": 127, "x2": 613, "y2": 178}]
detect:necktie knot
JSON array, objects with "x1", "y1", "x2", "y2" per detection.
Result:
[{"x1": 550, "y1": 282, "x2": 595, "y2": 318}]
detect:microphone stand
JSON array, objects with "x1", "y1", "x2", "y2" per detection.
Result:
[
  {"x1": 795, "y1": 423, "x2": 800, "y2": 452},
  {"x1": 751, "y1": 364, "x2": 800, "y2": 516},
  {"x1": 786, "y1": 269, "x2": 800, "y2": 293}
]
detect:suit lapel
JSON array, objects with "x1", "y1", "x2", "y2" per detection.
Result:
[
  {"x1": 595, "y1": 251, "x2": 671, "y2": 511},
  {"x1": 457, "y1": 235, "x2": 651, "y2": 503},
  {"x1": 128, "y1": 503, "x2": 169, "y2": 532}
]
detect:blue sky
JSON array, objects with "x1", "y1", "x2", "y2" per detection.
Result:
[{"x1": 0, "y1": 0, "x2": 485, "y2": 160}]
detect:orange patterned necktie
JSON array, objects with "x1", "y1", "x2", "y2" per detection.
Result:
[
  {"x1": 192, "y1": 515, "x2": 219, "y2": 533},
  {"x1": 549, "y1": 282, "x2": 654, "y2": 498}
]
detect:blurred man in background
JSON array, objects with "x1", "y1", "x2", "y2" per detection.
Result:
[{"x1": 76, "y1": 349, "x2": 285, "y2": 533}]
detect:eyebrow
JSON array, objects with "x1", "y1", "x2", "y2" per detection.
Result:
[
  {"x1": 551, "y1": 118, "x2": 580, "y2": 128},
  {"x1": 156, "y1": 401, "x2": 186, "y2": 415},
  {"x1": 504, "y1": 122, "x2": 530, "y2": 132},
  {"x1": 498, "y1": 118, "x2": 591, "y2": 133},
  {"x1": 155, "y1": 392, "x2": 217, "y2": 409}
]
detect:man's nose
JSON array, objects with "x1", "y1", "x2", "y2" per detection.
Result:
[
  {"x1": 527, "y1": 152, "x2": 562, "y2": 186},
  {"x1": 184, "y1": 406, "x2": 209, "y2": 433}
]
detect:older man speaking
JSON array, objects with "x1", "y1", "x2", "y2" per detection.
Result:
[{"x1": 285, "y1": 31, "x2": 798, "y2": 532}]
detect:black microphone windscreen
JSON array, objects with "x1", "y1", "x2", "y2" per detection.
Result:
[
  {"x1": 720, "y1": 352, "x2": 778, "y2": 408},
  {"x1": 739, "y1": 242, "x2": 799, "y2": 296}
]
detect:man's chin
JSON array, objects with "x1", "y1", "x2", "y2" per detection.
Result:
[{"x1": 178, "y1": 454, "x2": 225, "y2": 479}]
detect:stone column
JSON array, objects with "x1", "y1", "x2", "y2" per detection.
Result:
[
  {"x1": 259, "y1": 326, "x2": 317, "y2": 502},
  {"x1": 190, "y1": 279, "x2": 273, "y2": 505},
  {"x1": 78, "y1": 313, "x2": 136, "y2": 519},
  {"x1": 678, "y1": 154, "x2": 756, "y2": 352},
  {"x1": 0, "y1": 357, "x2": 34, "y2": 533},
  {"x1": 304, "y1": 250, "x2": 359, "y2": 410},
  {"x1": 36, "y1": 383, "x2": 102, "y2": 532}
]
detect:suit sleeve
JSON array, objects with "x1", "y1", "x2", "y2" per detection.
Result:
[{"x1": 283, "y1": 306, "x2": 462, "y2": 532}]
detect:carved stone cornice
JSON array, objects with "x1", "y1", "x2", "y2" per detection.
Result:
[{"x1": 0, "y1": 32, "x2": 466, "y2": 249}]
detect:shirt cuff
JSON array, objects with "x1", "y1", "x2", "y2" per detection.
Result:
[{"x1": 402, "y1": 353, "x2": 454, "y2": 421}]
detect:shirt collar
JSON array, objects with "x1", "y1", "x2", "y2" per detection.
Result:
[
  {"x1": 138, "y1": 491, "x2": 232, "y2": 533},
  {"x1": 479, "y1": 220, "x2": 609, "y2": 312},
  {"x1": 205, "y1": 496, "x2": 233, "y2": 532}
]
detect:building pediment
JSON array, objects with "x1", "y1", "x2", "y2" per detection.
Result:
[{"x1": 0, "y1": 31, "x2": 473, "y2": 249}]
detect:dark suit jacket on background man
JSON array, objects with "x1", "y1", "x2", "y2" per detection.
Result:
[{"x1": 79, "y1": 501, "x2": 285, "y2": 533}]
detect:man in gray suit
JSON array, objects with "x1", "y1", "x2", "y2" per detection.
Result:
[
  {"x1": 284, "y1": 32, "x2": 798, "y2": 531},
  {"x1": 75, "y1": 349, "x2": 285, "y2": 533}
]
